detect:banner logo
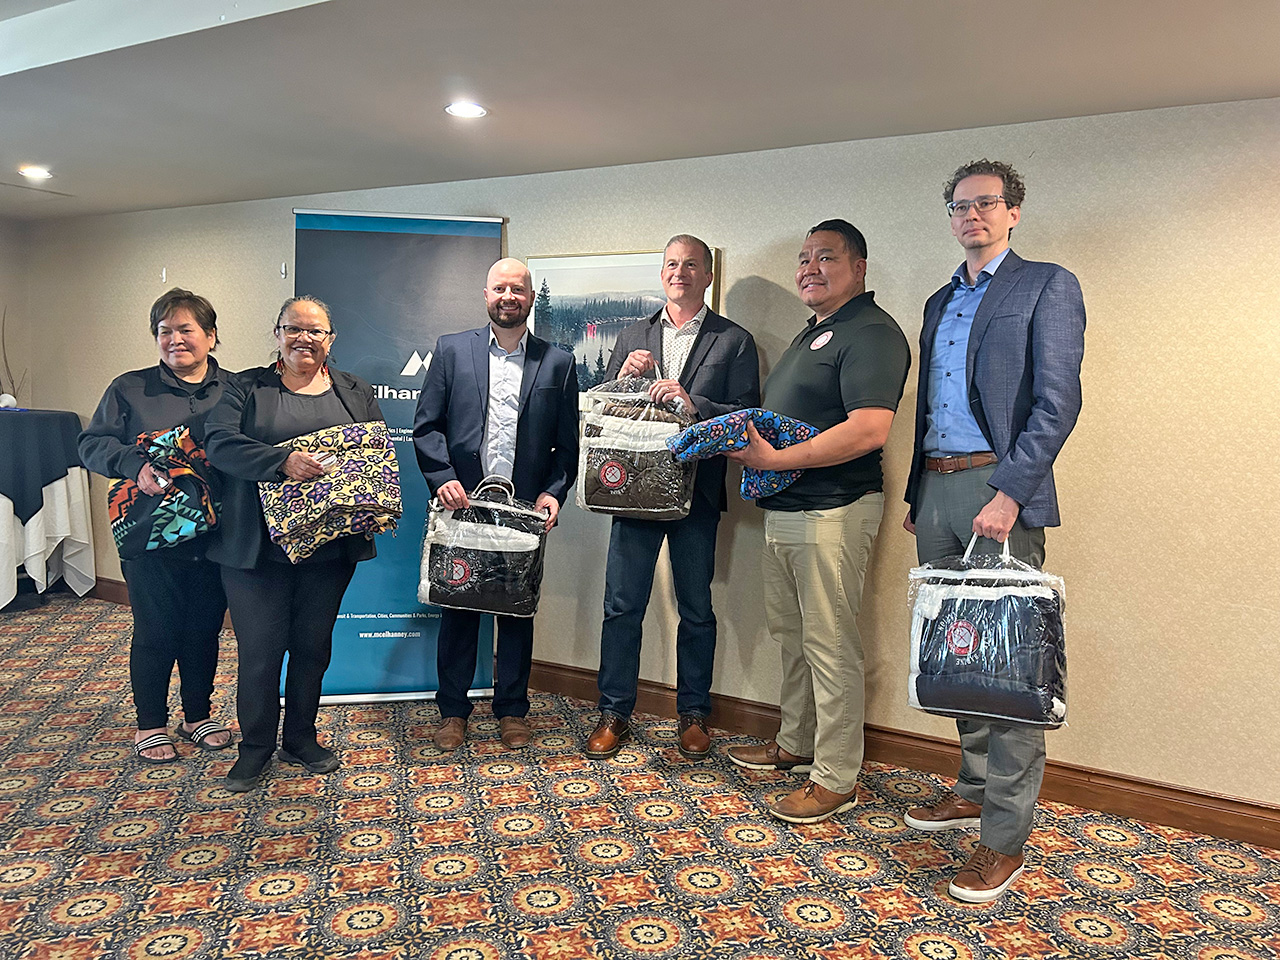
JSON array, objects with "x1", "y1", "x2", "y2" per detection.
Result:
[
  {"x1": 600, "y1": 460, "x2": 628, "y2": 490},
  {"x1": 945, "y1": 619, "x2": 979, "y2": 657},
  {"x1": 400, "y1": 350, "x2": 433, "y2": 377}
]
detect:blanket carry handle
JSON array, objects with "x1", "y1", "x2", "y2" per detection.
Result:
[{"x1": 962, "y1": 531, "x2": 1012, "y2": 562}]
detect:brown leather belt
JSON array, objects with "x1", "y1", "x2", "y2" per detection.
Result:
[{"x1": 925, "y1": 452, "x2": 998, "y2": 474}]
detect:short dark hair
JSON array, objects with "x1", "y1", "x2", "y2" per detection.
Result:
[
  {"x1": 149, "y1": 288, "x2": 218, "y2": 346},
  {"x1": 276, "y1": 295, "x2": 333, "y2": 330},
  {"x1": 664, "y1": 234, "x2": 714, "y2": 272},
  {"x1": 807, "y1": 219, "x2": 868, "y2": 260},
  {"x1": 943, "y1": 159, "x2": 1026, "y2": 208}
]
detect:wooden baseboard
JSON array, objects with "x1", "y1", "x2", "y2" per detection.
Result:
[
  {"x1": 89, "y1": 577, "x2": 129, "y2": 605},
  {"x1": 84, "y1": 586, "x2": 1278, "y2": 850},
  {"x1": 528, "y1": 659, "x2": 1280, "y2": 849}
]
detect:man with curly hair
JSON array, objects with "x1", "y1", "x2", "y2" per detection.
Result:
[{"x1": 902, "y1": 160, "x2": 1086, "y2": 902}]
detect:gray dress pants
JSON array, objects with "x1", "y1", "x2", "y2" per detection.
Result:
[{"x1": 914, "y1": 463, "x2": 1047, "y2": 855}]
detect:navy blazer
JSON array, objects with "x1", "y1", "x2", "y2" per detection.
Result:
[
  {"x1": 604, "y1": 307, "x2": 759, "y2": 511},
  {"x1": 906, "y1": 250, "x2": 1086, "y2": 528},
  {"x1": 203, "y1": 365, "x2": 384, "y2": 569},
  {"x1": 413, "y1": 326, "x2": 579, "y2": 505}
]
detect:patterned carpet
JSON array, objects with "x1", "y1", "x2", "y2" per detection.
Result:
[{"x1": 1, "y1": 596, "x2": 1277, "y2": 960}]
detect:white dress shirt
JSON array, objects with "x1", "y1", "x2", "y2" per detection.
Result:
[
  {"x1": 482, "y1": 328, "x2": 527, "y2": 480},
  {"x1": 660, "y1": 303, "x2": 707, "y2": 381}
]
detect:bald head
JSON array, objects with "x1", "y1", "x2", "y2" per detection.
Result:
[{"x1": 484, "y1": 257, "x2": 534, "y2": 330}]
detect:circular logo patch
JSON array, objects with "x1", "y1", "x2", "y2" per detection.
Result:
[
  {"x1": 945, "y1": 619, "x2": 979, "y2": 657},
  {"x1": 599, "y1": 460, "x2": 628, "y2": 489},
  {"x1": 810, "y1": 330, "x2": 834, "y2": 350},
  {"x1": 446, "y1": 559, "x2": 471, "y2": 586}
]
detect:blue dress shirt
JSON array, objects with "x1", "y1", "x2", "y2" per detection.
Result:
[{"x1": 924, "y1": 248, "x2": 1010, "y2": 456}]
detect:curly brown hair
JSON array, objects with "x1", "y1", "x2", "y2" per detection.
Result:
[{"x1": 943, "y1": 160, "x2": 1026, "y2": 208}]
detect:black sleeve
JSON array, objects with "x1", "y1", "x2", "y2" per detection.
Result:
[
  {"x1": 78, "y1": 377, "x2": 147, "y2": 481},
  {"x1": 839, "y1": 324, "x2": 912, "y2": 413},
  {"x1": 203, "y1": 372, "x2": 292, "y2": 482}
]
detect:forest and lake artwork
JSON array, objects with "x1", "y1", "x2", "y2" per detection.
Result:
[{"x1": 528, "y1": 250, "x2": 717, "y2": 389}]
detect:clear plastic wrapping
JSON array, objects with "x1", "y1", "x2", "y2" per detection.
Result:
[
  {"x1": 907, "y1": 534, "x2": 1067, "y2": 728},
  {"x1": 576, "y1": 376, "x2": 696, "y2": 520},
  {"x1": 418, "y1": 476, "x2": 548, "y2": 618}
]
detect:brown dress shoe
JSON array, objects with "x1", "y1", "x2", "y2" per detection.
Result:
[
  {"x1": 948, "y1": 844, "x2": 1025, "y2": 903},
  {"x1": 677, "y1": 715, "x2": 712, "y2": 760},
  {"x1": 726, "y1": 740, "x2": 813, "y2": 772},
  {"x1": 499, "y1": 716, "x2": 532, "y2": 749},
  {"x1": 432, "y1": 717, "x2": 466, "y2": 751},
  {"x1": 585, "y1": 714, "x2": 630, "y2": 760},
  {"x1": 904, "y1": 791, "x2": 982, "y2": 831},
  {"x1": 768, "y1": 779, "x2": 857, "y2": 824}
]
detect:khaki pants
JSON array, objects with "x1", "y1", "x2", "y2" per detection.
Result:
[{"x1": 762, "y1": 493, "x2": 883, "y2": 794}]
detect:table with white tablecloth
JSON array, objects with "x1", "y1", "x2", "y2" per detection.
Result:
[{"x1": 1, "y1": 409, "x2": 96, "y2": 608}]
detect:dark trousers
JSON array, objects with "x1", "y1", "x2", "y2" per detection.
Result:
[
  {"x1": 121, "y1": 551, "x2": 226, "y2": 730},
  {"x1": 914, "y1": 463, "x2": 1048, "y2": 854},
  {"x1": 220, "y1": 559, "x2": 356, "y2": 768},
  {"x1": 436, "y1": 609, "x2": 533, "y2": 720},
  {"x1": 597, "y1": 494, "x2": 721, "y2": 719}
]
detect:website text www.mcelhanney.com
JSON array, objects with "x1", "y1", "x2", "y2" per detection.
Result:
[{"x1": 337, "y1": 610, "x2": 436, "y2": 639}]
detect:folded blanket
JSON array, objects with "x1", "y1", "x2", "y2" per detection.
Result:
[
  {"x1": 666, "y1": 408, "x2": 820, "y2": 500},
  {"x1": 106, "y1": 425, "x2": 219, "y2": 559},
  {"x1": 258, "y1": 421, "x2": 402, "y2": 564}
]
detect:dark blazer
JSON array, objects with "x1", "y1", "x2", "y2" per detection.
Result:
[
  {"x1": 413, "y1": 327, "x2": 579, "y2": 505},
  {"x1": 906, "y1": 250, "x2": 1086, "y2": 529},
  {"x1": 605, "y1": 307, "x2": 759, "y2": 511},
  {"x1": 204, "y1": 365, "x2": 384, "y2": 569}
]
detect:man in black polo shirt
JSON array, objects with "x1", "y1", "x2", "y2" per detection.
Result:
[{"x1": 727, "y1": 219, "x2": 910, "y2": 824}]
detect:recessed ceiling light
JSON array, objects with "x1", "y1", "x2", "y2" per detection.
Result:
[
  {"x1": 444, "y1": 101, "x2": 487, "y2": 119},
  {"x1": 18, "y1": 164, "x2": 52, "y2": 180}
]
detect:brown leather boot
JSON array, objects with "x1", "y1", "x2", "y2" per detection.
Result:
[
  {"x1": 585, "y1": 714, "x2": 630, "y2": 759},
  {"x1": 948, "y1": 844, "x2": 1025, "y2": 903},
  {"x1": 499, "y1": 716, "x2": 532, "y2": 749},
  {"x1": 768, "y1": 780, "x2": 856, "y2": 824},
  {"x1": 904, "y1": 792, "x2": 982, "y2": 831},
  {"x1": 726, "y1": 740, "x2": 813, "y2": 772},
  {"x1": 432, "y1": 717, "x2": 466, "y2": 751},
  {"x1": 677, "y1": 715, "x2": 711, "y2": 760}
]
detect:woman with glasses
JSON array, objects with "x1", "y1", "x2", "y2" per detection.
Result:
[
  {"x1": 79, "y1": 288, "x2": 232, "y2": 763},
  {"x1": 204, "y1": 295, "x2": 385, "y2": 793}
]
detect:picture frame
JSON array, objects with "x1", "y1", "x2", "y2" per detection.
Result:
[{"x1": 528, "y1": 248, "x2": 721, "y2": 389}]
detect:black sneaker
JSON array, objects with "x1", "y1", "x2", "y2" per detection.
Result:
[
  {"x1": 278, "y1": 746, "x2": 340, "y2": 774},
  {"x1": 224, "y1": 756, "x2": 269, "y2": 793}
]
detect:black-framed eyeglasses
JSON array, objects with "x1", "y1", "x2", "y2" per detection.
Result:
[
  {"x1": 947, "y1": 195, "x2": 1008, "y2": 217},
  {"x1": 278, "y1": 325, "x2": 333, "y2": 341}
]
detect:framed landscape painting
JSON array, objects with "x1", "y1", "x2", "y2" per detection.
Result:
[{"x1": 528, "y1": 249, "x2": 720, "y2": 389}]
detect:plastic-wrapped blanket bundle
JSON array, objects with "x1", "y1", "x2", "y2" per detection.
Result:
[
  {"x1": 577, "y1": 376, "x2": 696, "y2": 520},
  {"x1": 107, "y1": 425, "x2": 220, "y2": 559},
  {"x1": 908, "y1": 534, "x2": 1067, "y2": 728},
  {"x1": 258, "y1": 421, "x2": 402, "y2": 563},
  {"x1": 419, "y1": 476, "x2": 548, "y2": 617},
  {"x1": 666, "y1": 408, "x2": 820, "y2": 500}
]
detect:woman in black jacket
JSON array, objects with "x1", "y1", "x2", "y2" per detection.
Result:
[
  {"x1": 79, "y1": 288, "x2": 232, "y2": 763},
  {"x1": 204, "y1": 295, "x2": 384, "y2": 793}
]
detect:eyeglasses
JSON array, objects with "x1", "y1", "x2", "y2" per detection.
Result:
[
  {"x1": 947, "y1": 195, "x2": 1008, "y2": 217},
  {"x1": 278, "y1": 325, "x2": 333, "y2": 341}
]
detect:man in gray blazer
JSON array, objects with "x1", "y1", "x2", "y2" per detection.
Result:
[
  {"x1": 903, "y1": 160, "x2": 1086, "y2": 903},
  {"x1": 585, "y1": 235, "x2": 759, "y2": 761}
]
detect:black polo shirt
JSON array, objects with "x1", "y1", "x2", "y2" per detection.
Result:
[{"x1": 759, "y1": 292, "x2": 910, "y2": 511}]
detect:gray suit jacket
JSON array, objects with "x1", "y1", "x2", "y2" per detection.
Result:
[
  {"x1": 605, "y1": 307, "x2": 759, "y2": 511},
  {"x1": 906, "y1": 250, "x2": 1086, "y2": 528}
]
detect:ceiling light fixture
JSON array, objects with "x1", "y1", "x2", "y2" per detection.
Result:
[
  {"x1": 444, "y1": 101, "x2": 487, "y2": 119},
  {"x1": 18, "y1": 164, "x2": 52, "y2": 180}
]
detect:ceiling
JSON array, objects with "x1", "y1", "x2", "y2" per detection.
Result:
[{"x1": 1, "y1": 0, "x2": 1277, "y2": 220}]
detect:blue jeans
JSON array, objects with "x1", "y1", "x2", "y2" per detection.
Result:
[{"x1": 597, "y1": 495, "x2": 721, "y2": 719}]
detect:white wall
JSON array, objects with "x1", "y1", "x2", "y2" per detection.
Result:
[
  {"x1": 0, "y1": 218, "x2": 30, "y2": 403},
  {"x1": 22, "y1": 96, "x2": 1280, "y2": 804}
]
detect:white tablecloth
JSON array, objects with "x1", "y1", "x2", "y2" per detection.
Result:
[{"x1": 1, "y1": 466, "x2": 96, "y2": 608}]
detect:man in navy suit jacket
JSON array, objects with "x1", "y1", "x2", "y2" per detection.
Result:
[
  {"x1": 584, "y1": 235, "x2": 759, "y2": 762},
  {"x1": 413, "y1": 258, "x2": 579, "y2": 751},
  {"x1": 902, "y1": 160, "x2": 1086, "y2": 903}
]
